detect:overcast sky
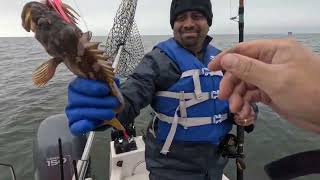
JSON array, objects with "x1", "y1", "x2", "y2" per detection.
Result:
[{"x1": 1, "y1": 0, "x2": 319, "y2": 37}]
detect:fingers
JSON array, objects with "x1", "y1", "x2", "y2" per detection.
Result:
[
  {"x1": 237, "y1": 102, "x2": 252, "y2": 119},
  {"x1": 224, "y1": 39, "x2": 279, "y2": 61},
  {"x1": 234, "y1": 105, "x2": 256, "y2": 126},
  {"x1": 228, "y1": 82, "x2": 246, "y2": 113},
  {"x1": 243, "y1": 90, "x2": 263, "y2": 103},
  {"x1": 209, "y1": 52, "x2": 226, "y2": 71},
  {"x1": 69, "y1": 77, "x2": 111, "y2": 96},
  {"x1": 229, "y1": 93, "x2": 243, "y2": 113},
  {"x1": 67, "y1": 91, "x2": 120, "y2": 108},
  {"x1": 66, "y1": 107, "x2": 116, "y2": 124},
  {"x1": 234, "y1": 115, "x2": 255, "y2": 126},
  {"x1": 69, "y1": 119, "x2": 101, "y2": 135},
  {"x1": 218, "y1": 53, "x2": 275, "y2": 90},
  {"x1": 218, "y1": 72, "x2": 241, "y2": 100},
  {"x1": 209, "y1": 39, "x2": 278, "y2": 71}
]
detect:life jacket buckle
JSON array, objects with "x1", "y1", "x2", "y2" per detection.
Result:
[
  {"x1": 212, "y1": 114, "x2": 223, "y2": 124},
  {"x1": 179, "y1": 91, "x2": 188, "y2": 127},
  {"x1": 196, "y1": 93, "x2": 203, "y2": 99},
  {"x1": 200, "y1": 68, "x2": 210, "y2": 76},
  {"x1": 210, "y1": 90, "x2": 219, "y2": 99}
]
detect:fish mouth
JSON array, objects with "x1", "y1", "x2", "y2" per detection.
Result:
[{"x1": 22, "y1": 7, "x2": 36, "y2": 32}]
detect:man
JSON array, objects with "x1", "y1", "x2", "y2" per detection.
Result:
[
  {"x1": 208, "y1": 38, "x2": 320, "y2": 133},
  {"x1": 66, "y1": 0, "x2": 257, "y2": 179}
]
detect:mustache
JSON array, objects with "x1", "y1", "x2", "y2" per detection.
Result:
[
  {"x1": 180, "y1": 30, "x2": 200, "y2": 34},
  {"x1": 179, "y1": 27, "x2": 200, "y2": 34}
]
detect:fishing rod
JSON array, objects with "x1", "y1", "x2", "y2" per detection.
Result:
[
  {"x1": 219, "y1": 1, "x2": 247, "y2": 179},
  {"x1": 229, "y1": 0, "x2": 246, "y2": 179},
  {"x1": 236, "y1": 1, "x2": 245, "y2": 180}
]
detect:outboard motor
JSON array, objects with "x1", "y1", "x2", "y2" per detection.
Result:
[{"x1": 33, "y1": 114, "x2": 87, "y2": 180}]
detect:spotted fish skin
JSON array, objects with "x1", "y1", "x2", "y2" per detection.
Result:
[{"x1": 21, "y1": 1, "x2": 125, "y2": 131}]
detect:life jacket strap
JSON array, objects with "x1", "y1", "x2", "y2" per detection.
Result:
[
  {"x1": 193, "y1": 70, "x2": 203, "y2": 99},
  {"x1": 158, "y1": 93, "x2": 228, "y2": 154},
  {"x1": 181, "y1": 68, "x2": 223, "y2": 78},
  {"x1": 157, "y1": 69, "x2": 224, "y2": 154},
  {"x1": 156, "y1": 91, "x2": 220, "y2": 100},
  {"x1": 179, "y1": 91, "x2": 188, "y2": 120},
  {"x1": 148, "y1": 115, "x2": 158, "y2": 138},
  {"x1": 159, "y1": 112, "x2": 228, "y2": 154},
  {"x1": 156, "y1": 112, "x2": 229, "y2": 127},
  {"x1": 160, "y1": 106, "x2": 180, "y2": 154}
]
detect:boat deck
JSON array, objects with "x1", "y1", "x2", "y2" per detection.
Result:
[{"x1": 110, "y1": 136, "x2": 230, "y2": 180}]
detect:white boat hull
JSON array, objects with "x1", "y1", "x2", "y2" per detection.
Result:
[{"x1": 109, "y1": 136, "x2": 230, "y2": 180}]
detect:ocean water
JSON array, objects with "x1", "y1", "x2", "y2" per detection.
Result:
[{"x1": 0, "y1": 34, "x2": 320, "y2": 180}]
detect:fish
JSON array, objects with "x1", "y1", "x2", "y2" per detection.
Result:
[{"x1": 21, "y1": 1, "x2": 126, "y2": 132}]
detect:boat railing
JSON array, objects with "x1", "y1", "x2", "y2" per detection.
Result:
[{"x1": 0, "y1": 163, "x2": 17, "y2": 180}]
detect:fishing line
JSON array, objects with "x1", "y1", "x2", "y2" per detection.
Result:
[
  {"x1": 71, "y1": 0, "x2": 89, "y2": 31},
  {"x1": 230, "y1": 0, "x2": 232, "y2": 19},
  {"x1": 229, "y1": 0, "x2": 238, "y2": 22}
]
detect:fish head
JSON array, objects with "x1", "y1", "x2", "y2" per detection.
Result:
[
  {"x1": 21, "y1": 1, "x2": 82, "y2": 58},
  {"x1": 22, "y1": 1, "x2": 79, "y2": 32},
  {"x1": 21, "y1": 2, "x2": 51, "y2": 33}
]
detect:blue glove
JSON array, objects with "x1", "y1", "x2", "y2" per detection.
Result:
[{"x1": 65, "y1": 77, "x2": 120, "y2": 135}]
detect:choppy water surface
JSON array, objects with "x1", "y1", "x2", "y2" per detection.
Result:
[{"x1": 0, "y1": 34, "x2": 320, "y2": 180}]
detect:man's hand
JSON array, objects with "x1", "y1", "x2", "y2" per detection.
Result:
[
  {"x1": 65, "y1": 77, "x2": 120, "y2": 135},
  {"x1": 233, "y1": 105, "x2": 256, "y2": 127},
  {"x1": 209, "y1": 39, "x2": 320, "y2": 133}
]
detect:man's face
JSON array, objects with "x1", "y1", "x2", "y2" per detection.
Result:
[{"x1": 173, "y1": 11, "x2": 209, "y2": 51}]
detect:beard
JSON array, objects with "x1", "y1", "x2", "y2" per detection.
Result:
[
  {"x1": 179, "y1": 30, "x2": 203, "y2": 49},
  {"x1": 174, "y1": 23, "x2": 209, "y2": 53}
]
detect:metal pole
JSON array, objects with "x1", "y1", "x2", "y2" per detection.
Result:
[
  {"x1": 0, "y1": 164, "x2": 17, "y2": 180},
  {"x1": 72, "y1": 132, "x2": 94, "y2": 180}
]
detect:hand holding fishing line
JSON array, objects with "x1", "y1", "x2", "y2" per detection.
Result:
[{"x1": 209, "y1": 38, "x2": 320, "y2": 133}]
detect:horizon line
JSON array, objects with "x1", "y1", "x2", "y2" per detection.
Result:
[{"x1": 1, "y1": 32, "x2": 319, "y2": 38}]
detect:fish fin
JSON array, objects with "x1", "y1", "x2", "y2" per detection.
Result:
[
  {"x1": 62, "y1": 2, "x2": 80, "y2": 17},
  {"x1": 111, "y1": 81, "x2": 125, "y2": 112},
  {"x1": 99, "y1": 61, "x2": 125, "y2": 112},
  {"x1": 50, "y1": 0, "x2": 72, "y2": 23},
  {"x1": 77, "y1": 31, "x2": 93, "y2": 56},
  {"x1": 82, "y1": 42, "x2": 100, "y2": 50},
  {"x1": 32, "y1": 58, "x2": 62, "y2": 87},
  {"x1": 61, "y1": 2, "x2": 80, "y2": 23},
  {"x1": 94, "y1": 54, "x2": 109, "y2": 61},
  {"x1": 77, "y1": 41, "x2": 85, "y2": 56},
  {"x1": 97, "y1": 60, "x2": 114, "y2": 77},
  {"x1": 88, "y1": 49, "x2": 104, "y2": 55},
  {"x1": 82, "y1": 31, "x2": 92, "y2": 41},
  {"x1": 102, "y1": 118, "x2": 125, "y2": 131}
]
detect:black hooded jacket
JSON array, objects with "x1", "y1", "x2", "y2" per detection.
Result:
[
  {"x1": 118, "y1": 36, "x2": 213, "y2": 125},
  {"x1": 117, "y1": 36, "x2": 257, "y2": 133}
]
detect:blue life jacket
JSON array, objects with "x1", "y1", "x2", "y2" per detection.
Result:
[{"x1": 151, "y1": 38, "x2": 233, "y2": 154}]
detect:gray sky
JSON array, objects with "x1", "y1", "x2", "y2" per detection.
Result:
[{"x1": 1, "y1": 0, "x2": 319, "y2": 37}]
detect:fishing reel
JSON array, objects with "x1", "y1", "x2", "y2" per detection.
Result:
[
  {"x1": 111, "y1": 124, "x2": 136, "y2": 141},
  {"x1": 218, "y1": 134, "x2": 246, "y2": 170},
  {"x1": 113, "y1": 137, "x2": 137, "y2": 154},
  {"x1": 111, "y1": 125, "x2": 137, "y2": 154}
]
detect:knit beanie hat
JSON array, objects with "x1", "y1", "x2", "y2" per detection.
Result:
[{"x1": 170, "y1": 0, "x2": 213, "y2": 28}]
